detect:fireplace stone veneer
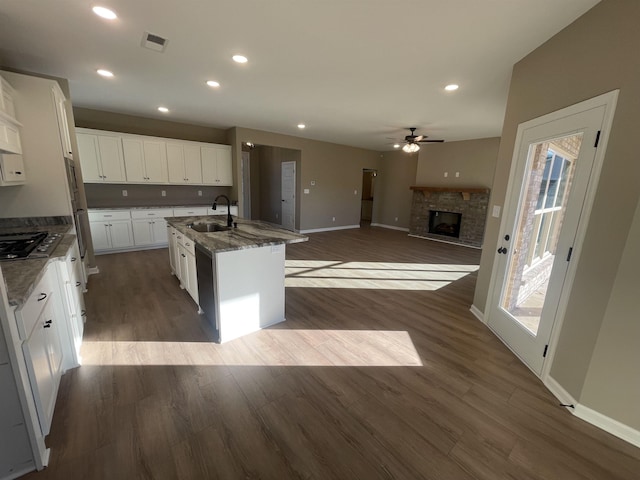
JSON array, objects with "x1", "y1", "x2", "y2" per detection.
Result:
[{"x1": 409, "y1": 187, "x2": 490, "y2": 248}]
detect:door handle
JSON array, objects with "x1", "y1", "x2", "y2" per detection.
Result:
[
  {"x1": 37, "y1": 293, "x2": 47, "y2": 302},
  {"x1": 497, "y1": 247, "x2": 508, "y2": 254}
]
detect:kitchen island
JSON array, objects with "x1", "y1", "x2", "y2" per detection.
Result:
[{"x1": 165, "y1": 215, "x2": 307, "y2": 343}]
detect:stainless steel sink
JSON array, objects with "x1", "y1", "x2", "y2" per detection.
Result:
[{"x1": 188, "y1": 223, "x2": 231, "y2": 233}]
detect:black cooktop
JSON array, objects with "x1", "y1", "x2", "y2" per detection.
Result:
[{"x1": 0, "y1": 231, "x2": 62, "y2": 260}]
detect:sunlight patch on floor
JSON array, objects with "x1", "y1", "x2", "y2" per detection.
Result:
[
  {"x1": 81, "y1": 329, "x2": 423, "y2": 367},
  {"x1": 285, "y1": 260, "x2": 478, "y2": 290}
]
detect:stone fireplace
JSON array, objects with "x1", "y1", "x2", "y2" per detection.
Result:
[{"x1": 409, "y1": 186, "x2": 490, "y2": 248}]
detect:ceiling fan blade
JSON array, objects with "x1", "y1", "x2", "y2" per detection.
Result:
[
  {"x1": 413, "y1": 135, "x2": 425, "y2": 142},
  {"x1": 417, "y1": 139, "x2": 445, "y2": 143}
]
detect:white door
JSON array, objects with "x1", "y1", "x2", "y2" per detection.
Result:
[
  {"x1": 281, "y1": 161, "x2": 296, "y2": 231},
  {"x1": 486, "y1": 92, "x2": 617, "y2": 375},
  {"x1": 151, "y1": 219, "x2": 169, "y2": 244},
  {"x1": 89, "y1": 222, "x2": 111, "y2": 250},
  {"x1": 200, "y1": 146, "x2": 218, "y2": 184}
]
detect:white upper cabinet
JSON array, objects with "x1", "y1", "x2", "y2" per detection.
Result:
[
  {"x1": 167, "y1": 142, "x2": 202, "y2": 184},
  {"x1": 123, "y1": 137, "x2": 168, "y2": 183},
  {"x1": 76, "y1": 128, "x2": 231, "y2": 186},
  {"x1": 77, "y1": 131, "x2": 126, "y2": 183},
  {"x1": 0, "y1": 75, "x2": 22, "y2": 156},
  {"x1": 201, "y1": 145, "x2": 232, "y2": 186}
]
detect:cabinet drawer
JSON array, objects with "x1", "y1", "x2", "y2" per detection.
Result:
[
  {"x1": 131, "y1": 208, "x2": 174, "y2": 219},
  {"x1": 88, "y1": 209, "x2": 131, "y2": 221},
  {"x1": 15, "y1": 268, "x2": 54, "y2": 340},
  {"x1": 172, "y1": 207, "x2": 208, "y2": 217},
  {"x1": 182, "y1": 236, "x2": 196, "y2": 256}
]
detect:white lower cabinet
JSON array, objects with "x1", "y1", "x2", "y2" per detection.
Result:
[
  {"x1": 131, "y1": 208, "x2": 173, "y2": 247},
  {"x1": 16, "y1": 265, "x2": 63, "y2": 437},
  {"x1": 176, "y1": 234, "x2": 198, "y2": 305},
  {"x1": 88, "y1": 210, "x2": 134, "y2": 253}
]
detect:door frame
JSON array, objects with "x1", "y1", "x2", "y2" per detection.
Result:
[{"x1": 485, "y1": 90, "x2": 619, "y2": 380}]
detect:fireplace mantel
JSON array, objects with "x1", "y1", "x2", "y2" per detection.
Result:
[{"x1": 409, "y1": 186, "x2": 490, "y2": 201}]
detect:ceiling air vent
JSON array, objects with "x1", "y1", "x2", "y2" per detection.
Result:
[{"x1": 141, "y1": 32, "x2": 168, "y2": 52}]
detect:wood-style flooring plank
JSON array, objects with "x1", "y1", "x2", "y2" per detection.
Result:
[{"x1": 19, "y1": 226, "x2": 640, "y2": 480}]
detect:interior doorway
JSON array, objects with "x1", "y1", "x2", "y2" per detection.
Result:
[
  {"x1": 486, "y1": 91, "x2": 618, "y2": 376},
  {"x1": 360, "y1": 169, "x2": 376, "y2": 225}
]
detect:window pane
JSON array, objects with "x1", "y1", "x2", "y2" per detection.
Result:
[
  {"x1": 555, "y1": 159, "x2": 571, "y2": 207},
  {"x1": 536, "y1": 154, "x2": 553, "y2": 210}
]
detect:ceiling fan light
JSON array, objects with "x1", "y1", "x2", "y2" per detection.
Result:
[{"x1": 402, "y1": 143, "x2": 420, "y2": 153}]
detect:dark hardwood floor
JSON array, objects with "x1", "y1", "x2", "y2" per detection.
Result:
[{"x1": 23, "y1": 227, "x2": 640, "y2": 479}]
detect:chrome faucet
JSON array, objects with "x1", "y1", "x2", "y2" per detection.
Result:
[{"x1": 213, "y1": 194, "x2": 233, "y2": 227}]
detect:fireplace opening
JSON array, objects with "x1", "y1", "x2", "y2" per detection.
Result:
[{"x1": 429, "y1": 210, "x2": 462, "y2": 238}]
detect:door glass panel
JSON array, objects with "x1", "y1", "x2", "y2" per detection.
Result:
[{"x1": 500, "y1": 133, "x2": 583, "y2": 335}]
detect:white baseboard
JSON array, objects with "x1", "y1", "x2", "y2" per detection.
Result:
[
  {"x1": 545, "y1": 376, "x2": 640, "y2": 448},
  {"x1": 86, "y1": 266, "x2": 100, "y2": 276},
  {"x1": 300, "y1": 225, "x2": 360, "y2": 234},
  {"x1": 93, "y1": 243, "x2": 168, "y2": 255},
  {"x1": 574, "y1": 403, "x2": 640, "y2": 448},
  {"x1": 370, "y1": 223, "x2": 409, "y2": 232},
  {"x1": 469, "y1": 304, "x2": 485, "y2": 323}
]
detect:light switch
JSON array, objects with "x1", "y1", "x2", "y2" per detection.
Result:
[
  {"x1": 354, "y1": 189, "x2": 358, "y2": 195},
  {"x1": 455, "y1": 172, "x2": 460, "y2": 177},
  {"x1": 492, "y1": 205, "x2": 501, "y2": 218},
  {"x1": 198, "y1": 190, "x2": 202, "y2": 196},
  {"x1": 444, "y1": 172, "x2": 448, "y2": 177},
  {"x1": 161, "y1": 190, "x2": 166, "y2": 197},
  {"x1": 122, "y1": 190, "x2": 127, "y2": 197},
  {"x1": 304, "y1": 188, "x2": 310, "y2": 194}
]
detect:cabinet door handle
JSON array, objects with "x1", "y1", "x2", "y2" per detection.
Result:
[
  {"x1": 76, "y1": 281, "x2": 81, "y2": 287},
  {"x1": 181, "y1": 253, "x2": 186, "y2": 258},
  {"x1": 71, "y1": 257, "x2": 77, "y2": 262},
  {"x1": 37, "y1": 293, "x2": 47, "y2": 302},
  {"x1": 81, "y1": 310, "x2": 86, "y2": 317},
  {"x1": 44, "y1": 320, "x2": 52, "y2": 328}
]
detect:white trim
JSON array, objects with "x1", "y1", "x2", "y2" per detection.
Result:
[
  {"x1": 93, "y1": 243, "x2": 168, "y2": 255},
  {"x1": 86, "y1": 266, "x2": 100, "y2": 275},
  {"x1": 574, "y1": 404, "x2": 640, "y2": 448},
  {"x1": 408, "y1": 234, "x2": 482, "y2": 249},
  {"x1": 1, "y1": 463, "x2": 37, "y2": 480},
  {"x1": 541, "y1": 89, "x2": 619, "y2": 380},
  {"x1": 469, "y1": 304, "x2": 485, "y2": 323},
  {"x1": 370, "y1": 223, "x2": 409, "y2": 232},
  {"x1": 544, "y1": 376, "x2": 640, "y2": 448},
  {"x1": 544, "y1": 375, "x2": 577, "y2": 407},
  {"x1": 299, "y1": 225, "x2": 360, "y2": 234}
]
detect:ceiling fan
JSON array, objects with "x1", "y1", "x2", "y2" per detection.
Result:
[{"x1": 397, "y1": 127, "x2": 444, "y2": 153}]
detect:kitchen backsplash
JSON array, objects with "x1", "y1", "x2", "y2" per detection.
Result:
[
  {"x1": 0, "y1": 216, "x2": 72, "y2": 228},
  {"x1": 84, "y1": 184, "x2": 234, "y2": 208}
]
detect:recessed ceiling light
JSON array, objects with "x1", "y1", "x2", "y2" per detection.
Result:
[
  {"x1": 157, "y1": 106, "x2": 169, "y2": 113},
  {"x1": 393, "y1": 144, "x2": 400, "y2": 149},
  {"x1": 206, "y1": 80, "x2": 220, "y2": 88},
  {"x1": 298, "y1": 124, "x2": 306, "y2": 129},
  {"x1": 445, "y1": 84, "x2": 459, "y2": 91},
  {"x1": 232, "y1": 55, "x2": 248, "y2": 64},
  {"x1": 96, "y1": 69, "x2": 114, "y2": 78},
  {"x1": 92, "y1": 6, "x2": 117, "y2": 20}
]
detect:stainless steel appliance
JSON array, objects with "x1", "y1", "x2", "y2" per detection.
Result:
[
  {"x1": 64, "y1": 157, "x2": 87, "y2": 258},
  {"x1": 0, "y1": 231, "x2": 64, "y2": 260},
  {"x1": 195, "y1": 242, "x2": 220, "y2": 342}
]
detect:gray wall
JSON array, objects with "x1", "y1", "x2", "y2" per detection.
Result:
[
  {"x1": 255, "y1": 145, "x2": 300, "y2": 226},
  {"x1": 230, "y1": 127, "x2": 380, "y2": 231},
  {"x1": 472, "y1": 0, "x2": 640, "y2": 429},
  {"x1": 73, "y1": 108, "x2": 229, "y2": 144},
  {"x1": 416, "y1": 137, "x2": 500, "y2": 188},
  {"x1": 374, "y1": 150, "x2": 417, "y2": 229}
]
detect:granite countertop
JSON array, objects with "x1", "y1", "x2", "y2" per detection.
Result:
[
  {"x1": 88, "y1": 204, "x2": 237, "y2": 211},
  {"x1": 0, "y1": 226, "x2": 76, "y2": 307},
  {"x1": 166, "y1": 216, "x2": 308, "y2": 254}
]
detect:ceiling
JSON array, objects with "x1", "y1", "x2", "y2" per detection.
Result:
[{"x1": 0, "y1": 1, "x2": 600, "y2": 151}]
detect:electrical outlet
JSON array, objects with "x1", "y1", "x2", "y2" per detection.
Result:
[
  {"x1": 161, "y1": 190, "x2": 166, "y2": 197},
  {"x1": 276, "y1": 213, "x2": 279, "y2": 219},
  {"x1": 122, "y1": 190, "x2": 127, "y2": 197},
  {"x1": 395, "y1": 217, "x2": 398, "y2": 222},
  {"x1": 444, "y1": 172, "x2": 448, "y2": 177},
  {"x1": 198, "y1": 190, "x2": 202, "y2": 196},
  {"x1": 332, "y1": 216, "x2": 336, "y2": 222},
  {"x1": 354, "y1": 189, "x2": 358, "y2": 195},
  {"x1": 311, "y1": 180, "x2": 316, "y2": 186},
  {"x1": 492, "y1": 205, "x2": 501, "y2": 218},
  {"x1": 455, "y1": 171, "x2": 460, "y2": 178},
  {"x1": 304, "y1": 188, "x2": 310, "y2": 194}
]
